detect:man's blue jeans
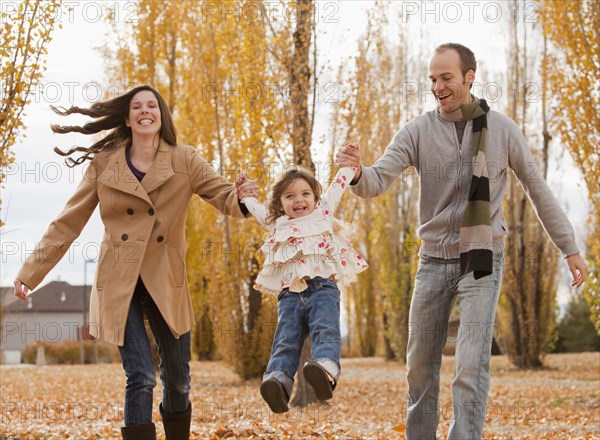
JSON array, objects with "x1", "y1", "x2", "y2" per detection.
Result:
[
  {"x1": 406, "y1": 254, "x2": 504, "y2": 440},
  {"x1": 118, "y1": 278, "x2": 191, "y2": 426},
  {"x1": 263, "y1": 277, "x2": 342, "y2": 397}
]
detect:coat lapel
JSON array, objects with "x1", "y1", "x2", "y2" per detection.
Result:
[
  {"x1": 140, "y1": 139, "x2": 175, "y2": 194},
  {"x1": 97, "y1": 144, "x2": 152, "y2": 205}
]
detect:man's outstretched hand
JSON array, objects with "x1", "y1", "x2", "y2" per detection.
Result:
[{"x1": 566, "y1": 253, "x2": 587, "y2": 288}]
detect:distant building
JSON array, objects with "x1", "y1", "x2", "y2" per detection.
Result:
[{"x1": 0, "y1": 281, "x2": 92, "y2": 364}]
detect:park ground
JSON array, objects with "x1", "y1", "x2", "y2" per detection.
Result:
[{"x1": 0, "y1": 352, "x2": 598, "y2": 439}]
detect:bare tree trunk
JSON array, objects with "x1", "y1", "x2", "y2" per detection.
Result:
[
  {"x1": 382, "y1": 311, "x2": 396, "y2": 361},
  {"x1": 497, "y1": 1, "x2": 558, "y2": 368},
  {"x1": 290, "y1": 0, "x2": 315, "y2": 173},
  {"x1": 167, "y1": 16, "x2": 177, "y2": 114},
  {"x1": 248, "y1": 255, "x2": 262, "y2": 332},
  {"x1": 383, "y1": 180, "x2": 401, "y2": 361},
  {"x1": 290, "y1": 0, "x2": 317, "y2": 406}
]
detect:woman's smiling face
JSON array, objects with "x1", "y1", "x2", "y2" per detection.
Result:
[{"x1": 126, "y1": 90, "x2": 162, "y2": 138}]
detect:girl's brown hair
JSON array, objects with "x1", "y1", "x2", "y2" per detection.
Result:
[
  {"x1": 52, "y1": 84, "x2": 177, "y2": 166},
  {"x1": 265, "y1": 167, "x2": 322, "y2": 225}
]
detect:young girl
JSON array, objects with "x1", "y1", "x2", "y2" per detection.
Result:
[{"x1": 235, "y1": 163, "x2": 368, "y2": 413}]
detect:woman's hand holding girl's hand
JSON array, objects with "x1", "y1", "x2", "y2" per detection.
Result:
[
  {"x1": 13, "y1": 278, "x2": 29, "y2": 301},
  {"x1": 235, "y1": 174, "x2": 259, "y2": 199}
]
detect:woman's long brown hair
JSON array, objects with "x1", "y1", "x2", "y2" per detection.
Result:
[{"x1": 52, "y1": 85, "x2": 177, "y2": 166}]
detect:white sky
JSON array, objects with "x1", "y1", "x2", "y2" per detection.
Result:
[{"x1": 1, "y1": 1, "x2": 589, "y2": 314}]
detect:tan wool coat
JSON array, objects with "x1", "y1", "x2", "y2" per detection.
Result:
[{"x1": 17, "y1": 141, "x2": 247, "y2": 345}]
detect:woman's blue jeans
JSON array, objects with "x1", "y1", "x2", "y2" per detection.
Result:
[{"x1": 118, "y1": 278, "x2": 191, "y2": 426}]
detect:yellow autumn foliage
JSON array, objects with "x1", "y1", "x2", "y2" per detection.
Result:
[
  {"x1": 540, "y1": 0, "x2": 600, "y2": 333},
  {"x1": 0, "y1": 0, "x2": 62, "y2": 224},
  {"x1": 328, "y1": 3, "x2": 420, "y2": 361},
  {"x1": 102, "y1": 0, "x2": 317, "y2": 378}
]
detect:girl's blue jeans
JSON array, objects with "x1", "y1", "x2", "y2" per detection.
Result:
[
  {"x1": 263, "y1": 276, "x2": 342, "y2": 397},
  {"x1": 118, "y1": 278, "x2": 191, "y2": 426}
]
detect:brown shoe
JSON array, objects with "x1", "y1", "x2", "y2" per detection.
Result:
[
  {"x1": 303, "y1": 361, "x2": 335, "y2": 400},
  {"x1": 260, "y1": 378, "x2": 290, "y2": 413}
]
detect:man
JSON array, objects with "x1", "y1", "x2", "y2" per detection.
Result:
[{"x1": 336, "y1": 43, "x2": 586, "y2": 439}]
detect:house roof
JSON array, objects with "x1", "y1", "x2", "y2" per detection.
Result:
[
  {"x1": 0, "y1": 281, "x2": 92, "y2": 313},
  {"x1": 0, "y1": 286, "x2": 17, "y2": 309}
]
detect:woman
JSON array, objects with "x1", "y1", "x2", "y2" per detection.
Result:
[{"x1": 13, "y1": 85, "x2": 257, "y2": 440}]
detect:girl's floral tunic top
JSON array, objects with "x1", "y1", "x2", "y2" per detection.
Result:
[{"x1": 242, "y1": 167, "x2": 369, "y2": 296}]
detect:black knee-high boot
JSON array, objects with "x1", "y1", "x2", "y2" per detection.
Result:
[
  {"x1": 160, "y1": 402, "x2": 192, "y2": 440},
  {"x1": 120, "y1": 422, "x2": 156, "y2": 440}
]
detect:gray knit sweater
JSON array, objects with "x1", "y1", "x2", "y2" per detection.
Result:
[{"x1": 351, "y1": 109, "x2": 580, "y2": 259}]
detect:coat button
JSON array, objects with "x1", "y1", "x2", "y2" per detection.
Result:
[
  {"x1": 148, "y1": 208, "x2": 155, "y2": 216},
  {"x1": 157, "y1": 236, "x2": 164, "y2": 243},
  {"x1": 121, "y1": 234, "x2": 128, "y2": 241},
  {"x1": 127, "y1": 209, "x2": 134, "y2": 215}
]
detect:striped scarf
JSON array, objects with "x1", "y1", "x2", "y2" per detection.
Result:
[{"x1": 459, "y1": 98, "x2": 492, "y2": 279}]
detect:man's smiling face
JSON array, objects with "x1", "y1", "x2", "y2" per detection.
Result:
[{"x1": 429, "y1": 48, "x2": 475, "y2": 113}]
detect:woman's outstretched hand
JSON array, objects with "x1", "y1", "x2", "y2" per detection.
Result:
[{"x1": 14, "y1": 278, "x2": 29, "y2": 301}]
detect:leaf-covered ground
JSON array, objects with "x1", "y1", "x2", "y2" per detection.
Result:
[{"x1": 1, "y1": 353, "x2": 598, "y2": 439}]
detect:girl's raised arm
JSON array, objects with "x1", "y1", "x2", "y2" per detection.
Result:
[{"x1": 321, "y1": 166, "x2": 356, "y2": 214}]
